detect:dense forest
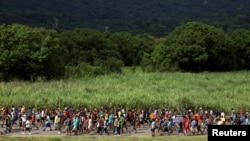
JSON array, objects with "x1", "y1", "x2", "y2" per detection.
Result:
[
  {"x1": 1, "y1": 22, "x2": 250, "y2": 81},
  {"x1": 1, "y1": 1, "x2": 250, "y2": 81},
  {"x1": 0, "y1": 0, "x2": 250, "y2": 36}
]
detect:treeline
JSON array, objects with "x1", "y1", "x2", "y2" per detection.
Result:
[
  {"x1": 0, "y1": 22, "x2": 250, "y2": 81},
  {"x1": 0, "y1": 0, "x2": 250, "y2": 36}
]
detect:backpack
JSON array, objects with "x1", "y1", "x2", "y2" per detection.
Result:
[
  {"x1": 80, "y1": 110, "x2": 85, "y2": 117},
  {"x1": 14, "y1": 110, "x2": 19, "y2": 119},
  {"x1": 118, "y1": 119, "x2": 122, "y2": 127},
  {"x1": 6, "y1": 117, "x2": 10, "y2": 126}
]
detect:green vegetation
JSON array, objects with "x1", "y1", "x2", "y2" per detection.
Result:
[
  {"x1": 153, "y1": 22, "x2": 236, "y2": 72},
  {"x1": 0, "y1": 2, "x2": 248, "y2": 140},
  {"x1": 0, "y1": 8, "x2": 249, "y2": 116},
  {"x1": 1, "y1": 22, "x2": 250, "y2": 81},
  {"x1": 0, "y1": 0, "x2": 249, "y2": 36},
  {"x1": 0, "y1": 71, "x2": 249, "y2": 114},
  {"x1": 0, "y1": 24, "x2": 64, "y2": 81}
]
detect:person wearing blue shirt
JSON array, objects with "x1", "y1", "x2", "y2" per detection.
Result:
[
  {"x1": 190, "y1": 119, "x2": 197, "y2": 135},
  {"x1": 43, "y1": 115, "x2": 52, "y2": 131},
  {"x1": 71, "y1": 114, "x2": 79, "y2": 135}
]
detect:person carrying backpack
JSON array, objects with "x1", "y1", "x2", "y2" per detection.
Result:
[{"x1": 3, "y1": 115, "x2": 11, "y2": 133}]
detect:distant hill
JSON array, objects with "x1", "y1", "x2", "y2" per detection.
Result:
[{"x1": 0, "y1": 0, "x2": 249, "y2": 36}]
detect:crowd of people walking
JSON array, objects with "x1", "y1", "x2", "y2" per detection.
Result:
[{"x1": 0, "y1": 105, "x2": 249, "y2": 137}]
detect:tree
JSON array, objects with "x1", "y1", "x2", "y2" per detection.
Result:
[
  {"x1": 60, "y1": 28, "x2": 123, "y2": 75},
  {"x1": 151, "y1": 22, "x2": 237, "y2": 72},
  {"x1": 229, "y1": 29, "x2": 250, "y2": 70},
  {"x1": 109, "y1": 32, "x2": 154, "y2": 66},
  {"x1": 0, "y1": 24, "x2": 64, "y2": 81}
]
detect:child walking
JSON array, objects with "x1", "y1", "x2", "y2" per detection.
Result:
[
  {"x1": 151, "y1": 119, "x2": 156, "y2": 137},
  {"x1": 23, "y1": 116, "x2": 32, "y2": 134},
  {"x1": 43, "y1": 114, "x2": 52, "y2": 131}
]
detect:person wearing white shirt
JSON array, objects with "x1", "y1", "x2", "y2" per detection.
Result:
[
  {"x1": 88, "y1": 117, "x2": 92, "y2": 134},
  {"x1": 23, "y1": 117, "x2": 31, "y2": 134},
  {"x1": 21, "y1": 113, "x2": 27, "y2": 131}
]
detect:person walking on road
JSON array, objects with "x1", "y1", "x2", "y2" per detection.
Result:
[
  {"x1": 43, "y1": 114, "x2": 52, "y2": 131},
  {"x1": 23, "y1": 116, "x2": 32, "y2": 135},
  {"x1": 31, "y1": 113, "x2": 39, "y2": 130},
  {"x1": 65, "y1": 116, "x2": 72, "y2": 136},
  {"x1": 151, "y1": 118, "x2": 156, "y2": 137}
]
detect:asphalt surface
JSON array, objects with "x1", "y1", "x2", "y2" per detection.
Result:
[
  {"x1": 1, "y1": 124, "x2": 149, "y2": 137},
  {"x1": 1, "y1": 123, "x2": 207, "y2": 138}
]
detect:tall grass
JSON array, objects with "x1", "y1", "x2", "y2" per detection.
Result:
[{"x1": 0, "y1": 71, "x2": 249, "y2": 114}]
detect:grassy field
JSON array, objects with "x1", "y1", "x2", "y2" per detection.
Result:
[
  {"x1": 0, "y1": 71, "x2": 250, "y2": 114},
  {"x1": 0, "y1": 136, "x2": 207, "y2": 141}
]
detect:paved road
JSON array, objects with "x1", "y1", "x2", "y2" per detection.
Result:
[
  {"x1": 1, "y1": 123, "x2": 207, "y2": 138},
  {"x1": 1, "y1": 126, "x2": 147, "y2": 138},
  {"x1": 1, "y1": 124, "x2": 150, "y2": 137}
]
